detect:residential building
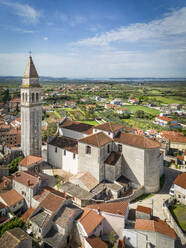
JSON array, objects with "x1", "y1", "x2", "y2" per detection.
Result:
[
  {"x1": 86, "y1": 201, "x2": 129, "y2": 235},
  {"x1": 0, "y1": 189, "x2": 25, "y2": 213},
  {"x1": 173, "y1": 172, "x2": 186, "y2": 205},
  {"x1": 121, "y1": 217, "x2": 176, "y2": 248},
  {"x1": 12, "y1": 171, "x2": 47, "y2": 207},
  {"x1": 19, "y1": 155, "x2": 43, "y2": 172},
  {"x1": 155, "y1": 116, "x2": 181, "y2": 129},
  {"x1": 0, "y1": 227, "x2": 32, "y2": 248},
  {"x1": 9, "y1": 98, "x2": 21, "y2": 112}
]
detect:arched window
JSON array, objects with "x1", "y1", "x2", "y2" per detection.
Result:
[
  {"x1": 32, "y1": 93, "x2": 34, "y2": 102},
  {"x1": 107, "y1": 144, "x2": 110, "y2": 153},
  {"x1": 22, "y1": 93, "x2": 24, "y2": 102},
  {"x1": 36, "y1": 93, "x2": 39, "y2": 102},
  {"x1": 25, "y1": 93, "x2": 27, "y2": 102}
]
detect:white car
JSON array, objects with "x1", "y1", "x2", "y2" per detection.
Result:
[{"x1": 169, "y1": 185, "x2": 174, "y2": 196}]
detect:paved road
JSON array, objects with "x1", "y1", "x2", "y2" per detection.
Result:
[
  {"x1": 130, "y1": 167, "x2": 180, "y2": 220},
  {"x1": 130, "y1": 167, "x2": 185, "y2": 247}
]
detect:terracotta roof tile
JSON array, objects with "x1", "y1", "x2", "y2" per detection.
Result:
[
  {"x1": 13, "y1": 171, "x2": 40, "y2": 189},
  {"x1": 79, "y1": 132, "x2": 112, "y2": 147},
  {"x1": 19, "y1": 155, "x2": 42, "y2": 167},
  {"x1": 174, "y1": 172, "x2": 186, "y2": 189},
  {"x1": 49, "y1": 136, "x2": 78, "y2": 154},
  {"x1": 114, "y1": 132, "x2": 160, "y2": 149},
  {"x1": 59, "y1": 118, "x2": 93, "y2": 135},
  {"x1": 21, "y1": 207, "x2": 35, "y2": 222},
  {"x1": 161, "y1": 134, "x2": 186, "y2": 143},
  {"x1": 86, "y1": 236, "x2": 108, "y2": 248},
  {"x1": 70, "y1": 172, "x2": 98, "y2": 191},
  {"x1": 94, "y1": 122, "x2": 123, "y2": 132},
  {"x1": 136, "y1": 205, "x2": 152, "y2": 214},
  {"x1": 105, "y1": 151, "x2": 121, "y2": 165},
  {"x1": 78, "y1": 209, "x2": 104, "y2": 235},
  {"x1": 40, "y1": 192, "x2": 65, "y2": 213},
  {"x1": 156, "y1": 116, "x2": 173, "y2": 122},
  {"x1": 87, "y1": 201, "x2": 128, "y2": 216},
  {"x1": 135, "y1": 219, "x2": 176, "y2": 239},
  {"x1": 0, "y1": 189, "x2": 23, "y2": 207}
]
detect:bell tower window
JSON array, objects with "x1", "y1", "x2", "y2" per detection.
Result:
[
  {"x1": 22, "y1": 93, "x2": 24, "y2": 102},
  {"x1": 36, "y1": 93, "x2": 39, "y2": 102},
  {"x1": 32, "y1": 93, "x2": 34, "y2": 102},
  {"x1": 25, "y1": 93, "x2": 27, "y2": 102}
]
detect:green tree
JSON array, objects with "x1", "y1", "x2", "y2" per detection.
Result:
[{"x1": 8, "y1": 156, "x2": 23, "y2": 174}]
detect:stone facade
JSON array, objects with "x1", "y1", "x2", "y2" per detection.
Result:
[{"x1": 21, "y1": 56, "x2": 42, "y2": 157}]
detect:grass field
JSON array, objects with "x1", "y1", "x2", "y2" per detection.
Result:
[
  {"x1": 80, "y1": 120, "x2": 98, "y2": 125},
  {"x1": 123, "y1": 105, "x2": 160, "y2": 115},
  {"x1": 149, "y1": 96, "x2": 186, "y2": 104},
  {"x1": 169, "y1": 204, "x2": 186, "y2": 232}
]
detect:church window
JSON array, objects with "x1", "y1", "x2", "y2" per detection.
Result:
[
  {"x1": 64, "y1": 150, "x2": 66, "y2": 156},
  {"x1": 36, "y1": 93, "x2": 39, "y2": 102},
  {"x1": 118, "y1": 144, "x2": 122, "y2": 152},
  {"x1": 73, "y1": 153, "x2": 76, "y2": 159},
  {"x1": 86, "y1": 146, "x2": 91, "y2": 154},
  {"x1": 25, "y1": 93, "x2": 27, "y2": 102},
  {"x1": 22, "y1": 93, "x2": 24, "y2": 101},
  {"x1": 55, "y1": 147, "x2": 57, "y2": 153},
  {"x1": 32, "y1": 93, "x2": 35, "y2": 102}
]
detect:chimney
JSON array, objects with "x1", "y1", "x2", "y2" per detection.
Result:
[
  {"x1": 27, "y1": 179, "x2": 30, "y2": 186},
  {"x1": 97, "y1": 207, "x2": 101, "y2": 215},
  {"x1": 15, "y1": 172, "x2": 19, "y2": 177}
]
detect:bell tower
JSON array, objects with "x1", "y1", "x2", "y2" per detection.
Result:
[{"x1": 21, "y1": 56, "x2": 42, "y2": 157}]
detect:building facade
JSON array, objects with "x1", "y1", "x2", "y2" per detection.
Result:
[{"x1": 21, "y1": 56, "x2": 42, "y2": 157}]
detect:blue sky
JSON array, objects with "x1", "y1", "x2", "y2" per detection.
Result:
[{"x1": 0, "y1": 0, "x2": 186, "y2": 77}]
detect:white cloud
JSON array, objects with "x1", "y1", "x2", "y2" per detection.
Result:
[
  {"x1": 43, "y1": 37, "x2": 48, "y2": 41},
  {"x1": 59, "y1": 13, "x2": 86, "y2": 26},
  {"x1": 0, "y1": 0, "x2": 41, "y2": 23},
  {"x1": 75, "y1": 7, "x2": 186, "y2": 46},
  {"x1": 0, "y1": 48, "x2": 186, "y2": 78}
]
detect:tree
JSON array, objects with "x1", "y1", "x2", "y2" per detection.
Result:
[
  {"x1": 8, "y1": 156, "x2": 23, "y2": 174},
  {"x1": 2, "y1": 89, "x2": 10, "y2": 104}
]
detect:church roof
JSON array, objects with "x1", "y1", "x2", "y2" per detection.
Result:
[{"x1": 22, "y1": 56, "x2": 39, "y2": 80}]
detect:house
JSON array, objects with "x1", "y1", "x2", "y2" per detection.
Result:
[
  {"x1": 128, "y1": 98, "x2": 138, "y2": 104},
  {"x1": 155, "y1": 116, "x2": 181, "y2": 129},
  {"x1": 9, "y1": 98, "x2": 21, "y2": 112},
  {"x1": 85, "y1": 236, "x2": 108, "y2": 248},
  {"x1": 76, "y1": 208, "x2": 106, "y2": 246},
  {"x1": 29, "y1": 191, "x2": 71, "y2": 239},
  {"x1": 44, "y1": 205, "x2": 82, "y2": 248},
  {"x1": 136, "y1": 205, "x2": 152, "y2": 220},
  {"x1": 161, "y1": 133, "x2": 186, "y2": 151},
  {"x1": 173, "y1": 172, "x2": 186, "y2": 205},
  {"x1": 0, "y1": 189, "x2": 25, "y2": 213},
  {"x1": 12, "y1": 171, "x2": 48, "y2": 207},
  {"x1": 64, "y1": 101, "x2": 76, "y2": 108},
  {"x1": 10, "y1": 117, "x2": 21, "y2": 129},
  {"x1": 110, "y1": 98, "x2": 122, "y2": 105},
  {"x1": 86, "y1": 201, "x2": 129, "y2": 235},
  {"x1": 0, "y1": 227, "x2": 32, "y2": 248},
  {"x1": 121, "y1": 217, "x2": 176, "y2": 248},
  {"x1": 104, "y1": 103, "x2": 118, "y2": 110},
  {"x1": 19, "y1": 155, "x2": 43, "y2": 172}
]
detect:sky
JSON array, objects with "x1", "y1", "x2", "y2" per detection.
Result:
[{"x1": 0, "y1": 0, "x2": 186, "y2": 78}]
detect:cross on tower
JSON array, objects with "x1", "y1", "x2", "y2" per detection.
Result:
[{"x1": 29, "y1": 50, "x2": 32, "y2": 57}]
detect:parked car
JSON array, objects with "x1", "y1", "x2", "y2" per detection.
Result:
[{"x1": 169, "y1": 185, "x2": 174, "y2": 196}]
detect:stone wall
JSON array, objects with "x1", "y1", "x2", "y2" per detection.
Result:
[{"x1": 163, "y1": 198, "x2": 186, "y2": 246}]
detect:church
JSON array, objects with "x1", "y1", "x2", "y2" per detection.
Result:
[{"x1": 21, "y1": 56, "x2": 161, "y2": 195}]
